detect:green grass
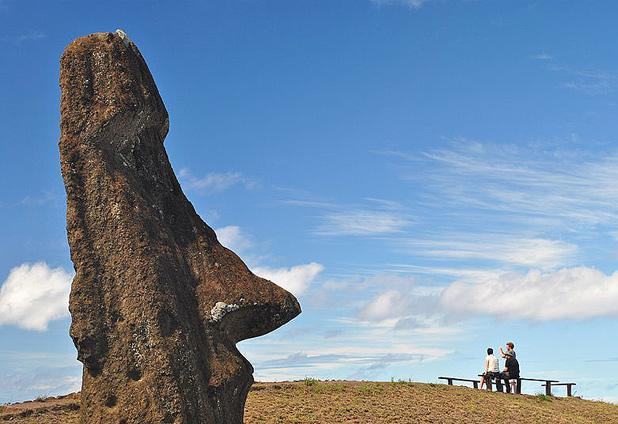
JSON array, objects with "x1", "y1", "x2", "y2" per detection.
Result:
[
  {"x1": 304, "y1": 376, "x2": 318, "y2": 387},
  {"x1": 534, "y1": 393, "x2": 553, "y2": 402}
]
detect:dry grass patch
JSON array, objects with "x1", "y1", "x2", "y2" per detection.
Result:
[
  {"x1": 244, "y1": 380, "x2": 618, "y2": 424},
  {"x1": 1, "y1": 380, "x2": 617, "y2": 423}
]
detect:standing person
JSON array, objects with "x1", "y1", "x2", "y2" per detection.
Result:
[
  {"x1": 501, "y1": 350, "x2": 520, "y2": 394},
  {"x1": 499, "y1": 342, "x2": 516, "y2": 359},
  {"x1": 480, "y1": 348, "x2": 502, "y2": 391}
]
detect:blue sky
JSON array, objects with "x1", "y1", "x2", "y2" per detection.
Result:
[{"x1": 1, "y1": 0, "x2": 618, "y2": 405}]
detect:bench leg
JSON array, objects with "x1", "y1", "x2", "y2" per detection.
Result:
[
  {"x1": 517, "y1": 379, "x2": 521, "y2": 395},
  {"x1": 566, "y1": 385, "x2": 572, "y2": 397},
  {"x1": 500, "y1": 377, "x2": 511, "y2": 393},
  {"x1": 473, "y1": 381, "x2": 478, "y2": 389},
  {"x1": 545, "y1": 382, "x2": 552, "y2": 396}
]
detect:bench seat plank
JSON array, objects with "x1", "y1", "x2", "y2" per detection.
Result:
[{"x1": 441, "y1": 376, "x2": 574, "y2": 397}]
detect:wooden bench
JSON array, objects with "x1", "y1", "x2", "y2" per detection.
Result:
[
  {"x1": 542, "y1": 382, "x2": 576, "y2": 397},
  {"x1": 438, "y1": 376, "x2": 479, "y2": 389},
  {"x1": 479, "y1": 375, "x2": 560, "y2": 395},
  {"x1": 444, "y1": 375, "x2": 573, "y2": 397}
]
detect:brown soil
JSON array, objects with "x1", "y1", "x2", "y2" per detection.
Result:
[{"x1": 2, "y1": 381, "x2": 617, "y2": 423}]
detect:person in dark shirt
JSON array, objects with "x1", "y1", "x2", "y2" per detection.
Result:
[
  {"x1": 501, "y1": 350, "x2": 520, "y2": 394},
  {"x1": 499, "y1": 341, "x2": 516, "y2": 359}
]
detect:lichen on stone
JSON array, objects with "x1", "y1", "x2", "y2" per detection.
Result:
[{"x1": 210, "y1": 302, "x2": 240, "y2": 322}]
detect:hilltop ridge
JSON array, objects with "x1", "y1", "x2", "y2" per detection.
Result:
[{"x1": 2, "y1": 380, "x2": 617, "y2": 423}]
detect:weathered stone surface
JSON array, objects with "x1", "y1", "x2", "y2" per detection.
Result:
[{"x1": 58, "y1": 31, "x2": 301, "y2": 424}]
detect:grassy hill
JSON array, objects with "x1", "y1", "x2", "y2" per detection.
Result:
[{"x1": 2, "y1": 380, "x2": 617, "y2": 423}]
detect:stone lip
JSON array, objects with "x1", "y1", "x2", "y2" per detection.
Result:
[{"x1": 59, "y1": 31, "x2": 300, "y2": 424}]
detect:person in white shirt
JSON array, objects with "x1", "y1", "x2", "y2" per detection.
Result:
[{"x1": 480, "y1": 348, "x2": 502, "y2": 390}]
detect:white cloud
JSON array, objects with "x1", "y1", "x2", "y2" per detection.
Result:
[
  {"x1": 441, "y1": 267, "x2": 618, "y2": 321},
  {"x1": 0, "y1": 263, "x2": 72, "y2": 331},
  {"x1": 252, "y1": 263, "x2": 324, "y2": 296},
  {"x1": 320, "y1": 274, "x2": 450, "y2": 331},
  {"x1": 315, "y1": 209, "x2": 411, "y2": 236},
  {"x1": 213, "y1": 224, "x2": 325, "y2": 297},
  {"x1": 215, "y1": 226, "x2": 252, "y2": 252},
  {"x1": 352, "y1": 265, "x2": 618, "y2": 326},
  {"x1": 359, "y1": 289, "x2": 410, "y2": 320},
  {"x1": 179, "y1": 168, "x2": 257, "y2": 194}
]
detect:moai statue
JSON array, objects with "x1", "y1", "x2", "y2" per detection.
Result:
[{"x1": 59, "y1": 31, "x2": 301, "y2": 424}]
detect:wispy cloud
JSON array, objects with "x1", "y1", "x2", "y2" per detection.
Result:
[
  {"x1": 315, "y1": 209, "x2": 412, "y2": 236},
  {"x1": 0, "y1": 31, "x2": 46, "y2": 43},
  {"x1": 179, "y1": 168, "x2": 258, "y2": 194},
  {"x1": 257, "y1": 351, "x2": 426, "y2": 379},
  {"x1": 384, "y1": 139, "x2": 618, "y2": 232},
  {"x1": 0, "y1": 366, "x2": 81, "y2": 403},
  {"x1": 534, "y1": 56, "x2": 616, "y2": 94},
  {"x1": 585, "y1": 357, "x2": 618, "y2": 363},
  {"x1": 564, "y1": 77, "x2": 614, "y2": 94},
  {"x1": 242, "y1": 327, "x2": 453, "y2": 382},
  {"x1": 0, "y1": 263, "x2": 72, "y2": 331},
  {"x1": 283, "y1": 195, "x2": 413, "y2": 237},
  {"x1": 385, "y1": 263, "x2": 500, "y2": 282},
  {"x1": 398, "y1": 236, "x2": 577, "y2": 270},
  {"x1": 531, "y1": 53, "x2": 554, "y2": 61},
  {"x1": 20, "y1": 190, "x2": 60, "y2": 207},
  {"x1": 296, "y1": 139, "x2": 618, "y2": 325},
  {"x1": 371, "y1": 0, "x2": 430, "y2": 8},
  {"x1": 371, "y1": 140, "x2": 618, "y2": 278}
]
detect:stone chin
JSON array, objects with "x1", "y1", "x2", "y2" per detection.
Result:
[{"x1": 59, "y1": 31, "x2": 300, "y2": 424}]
